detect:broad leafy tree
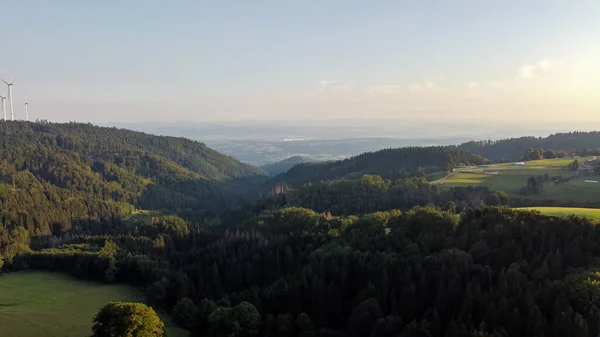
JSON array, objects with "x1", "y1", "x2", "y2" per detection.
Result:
[{"x1": 91, "y1": 302, "x2": 164, "y2": 337}]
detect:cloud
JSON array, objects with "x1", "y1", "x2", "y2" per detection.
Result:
[
  {"x1": 364, "y1": 81, "x2": 437, "y2": 95},
  {"x1": 518, "y1": 65, "x2": 537, "y2": 79},
  {"x1": 365, "y1": 84, "x2": 405, "y2": 96},
  {"x1": 538, "y1": 58, "x2": 562, "y2": 72},
  {"x1": 318, "y1": 78, "x2": 443, "y2": 97},
  {"x1": 487, "y1": 81, "x2": 504, "y2": 88},
  {"x1": 317, "y1": 80, "x2": 355, "y2": 92},
  {"x1": 518, "y1": 58, "x2": 564, "y2": 79},
  {"x1": 408, "y1": 83, "x2": 424, "y2": 92},
  {"x1": 466, "y1": 81, "x2": 480, "y2": 89},
  {"x1": 319, "y1": 80, "x2": 334, "y2": 85},
  {"x1": 408, "y1": 81, "x2": 436, "y2": 92},
  {"x1": 318, "y1": 80, "x2": 336, "y2": 91}
]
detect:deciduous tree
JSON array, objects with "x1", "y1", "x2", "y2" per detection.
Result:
[{"x1": 91, "y1": 302, "x2": 164, "y2": 337}]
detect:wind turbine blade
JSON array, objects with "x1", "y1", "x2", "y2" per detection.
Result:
[{"x1": 0, "y1": 79, "x2": 7, "y2": 85}]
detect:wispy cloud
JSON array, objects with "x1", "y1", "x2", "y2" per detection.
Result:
[
  {"x1": 538, "y1": 59, "x2": 560, "y2": 71},
  {"x1": 318, "y1": 80, "x2": 336, "y2": 91},
  {"x1": 487, "y1": 81, "x2": 505, "y2": 88},
  {"x1": 364, "y1": 81, "x2": 437, "y2": 95},
  {"x1": 364, "y1": 84, "x2": 405, "y2": 95},
  {"x1": 466, "y1": 81, "x2": 480, "y2": 89},
  {"x1": 518, "y1": 58, "x2": 564, "y2": 79},
  {"x1": 408, "y1": 81, "x2": 436, "y2": 92},
  {"x1": 318, "y1": 80, "x2": 354, "y2": 92},
  {"x1": 518, "y1": 65, "x2": 536, "y2": 79}
]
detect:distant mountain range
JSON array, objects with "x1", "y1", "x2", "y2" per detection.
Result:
[
  {"x1": 104, "y1": 120, "x2": 597, "y2": 166},
  {"x1": 208, "y1": 137, "x2": 473, "y2": 166}
]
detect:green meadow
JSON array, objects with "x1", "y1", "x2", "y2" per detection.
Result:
[
  {"x1": 430, "y1": 158, "x2": 600, "y2": 203},
  {"x1": 0, "y1": 271, "x2": 187, "y2": 337},
  {"x1": 516, "y1": 207, "x2": 600, "y2": 220}
]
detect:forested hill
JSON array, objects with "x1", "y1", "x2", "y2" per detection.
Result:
[
  {"x1": 268, "y1": 146, "x2": 488, "y2": 188},
  {"x1": 12, "y1": 121, "x2": 265, "y2": 179},
  {"x1": 0, "y1": 121, "x2": 267, "y2": 236},
  {"x1": 459, "y1": 131, "x2": 600, "y2": 162}
]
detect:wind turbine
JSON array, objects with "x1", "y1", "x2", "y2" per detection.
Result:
[
  {"x1": 0, "y1": 94, "x2": 6, "y2": 121},
  {"x1": 0, "y1": 77, "x2": 14, "y2": 121},
  {"x1": 24, "y1": 102, "x2": 28, "y2": 121}
]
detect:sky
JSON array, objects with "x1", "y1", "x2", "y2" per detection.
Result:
[{"x1": 1, "y1": 1, "x2": 600, "y2": 124}]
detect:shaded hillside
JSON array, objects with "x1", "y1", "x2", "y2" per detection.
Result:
[
  {"x1": 269, "y1": 146, "x2": 488, "y2": 188},
  {"x1": 259, "y1": 156, "x2": 314, "y2": 176},
  {"x1": 0, "y1": 121, "x2": 266, "y2": 236},
  {"x1": 24, "y1": 122, "x2": 265, "y2": 179},
  {"x1": 459, "y1": 131, "x2": 600, "y2": 162},
  {"x1": 283, "y1": 174, "x2": 508, "y2": 214}
]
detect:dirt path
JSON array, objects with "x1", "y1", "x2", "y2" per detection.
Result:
[{"x1": 430, "y1": 172, "x2": 454, "y2": 184}]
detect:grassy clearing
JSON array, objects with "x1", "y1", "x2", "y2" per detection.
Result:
[
  {"x1": 440, "y1": 169, "x2": 561, "y2": 191},
  {"x1": 437, "y1": 172, "x2": 489, "y2": 187},
  {"x1": 434, "y1": 158, "x2": 600, "y2": 204},
  {"x1": 537, "y1": 179, "x2": 600, "y2": 203},
  {"x1": 484, "y1": 157, "x2": 584, "y2": 169},
  {"x1": 0, "y1": 271, "x2": 187, "y2": 337},
  {"x1": 497, "y1": 158, "x2": 578, "y2": 168},
  {"x1": 516, "y1": 207, "x2": 600, "y2": 220}
]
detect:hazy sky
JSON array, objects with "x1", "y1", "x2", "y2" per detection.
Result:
[{"x1": 2, "y1": 1, "x2": 599, "y2": 123}]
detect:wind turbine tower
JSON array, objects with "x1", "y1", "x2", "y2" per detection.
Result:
[
  {"x1": 24, "y1": 102, "x2": 28, "y2": 121},
  {"x1": 0, "y1": 94, "x2": 6, "y2": 121},
  {"x1": 0, "y1": 77, "x2": 14, "y2": 121}
]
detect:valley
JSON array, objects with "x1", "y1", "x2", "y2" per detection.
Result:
[
  {"x1": 206, "y1": 137, "x2": 470, "y2": 166},
  {"x1": 6, "y1": 3, "x2": 598, "y2": 336},
  {"x1": 1, "y1": 121, "x2": 600, "y2": 336}
]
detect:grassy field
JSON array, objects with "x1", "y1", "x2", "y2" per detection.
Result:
[
  {"x1": 484, "y1": 158, "x2": 577, "y2": 168},
  {"x1": 516, "y1": 207, "x2": 600, "y2": 220},
  {"x1": 438, "y1": 168, "x2": 563, "y2": 191},
  {"x1": 0, "y1": 271, "x2": 187, "y2": 337},
  {"x1": 438, "y1": 172, "x2": 490, "y2": 187},
  {"x1": 432, "y1": 158, "x2": 600, "y2": 203}
]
